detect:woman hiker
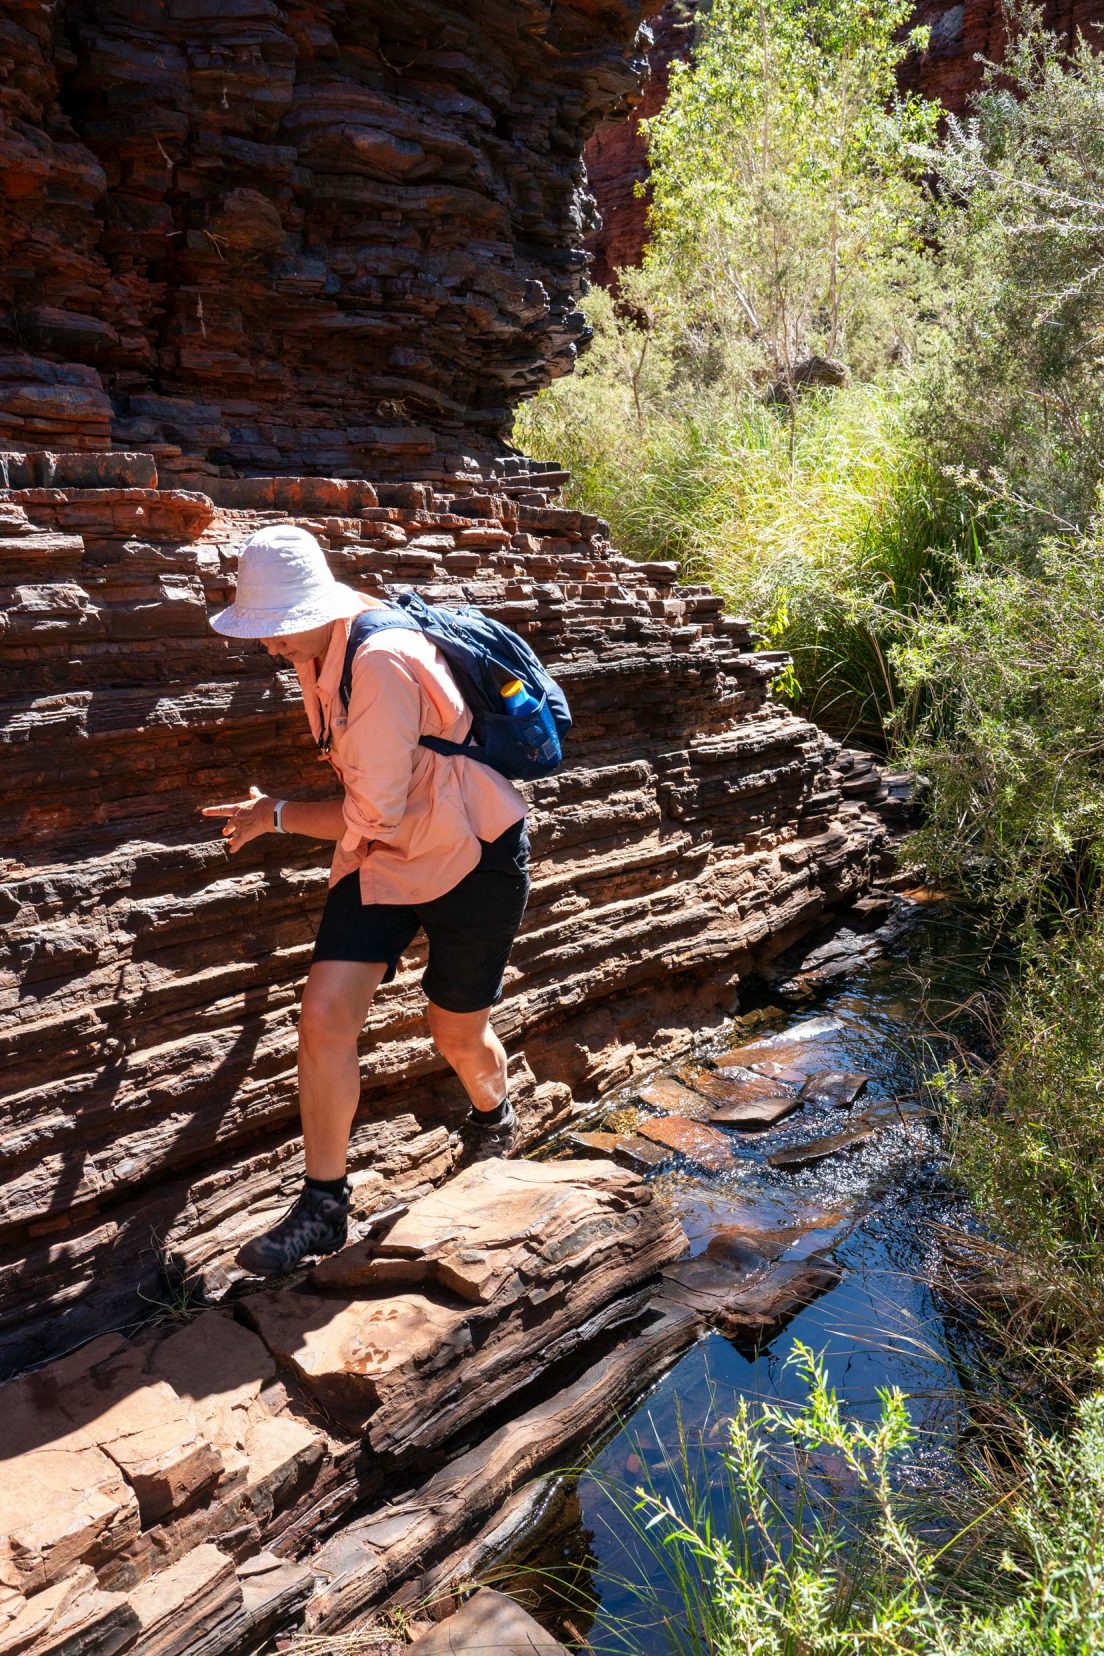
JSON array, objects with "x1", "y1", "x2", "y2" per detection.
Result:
[{"x1": 201, "y1": 524, "x2": 530, "y2": 1276}]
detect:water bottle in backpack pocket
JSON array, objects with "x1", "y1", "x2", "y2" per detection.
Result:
[{"x1": 486, "y1": 676, "x2": 563, "y2": 774}]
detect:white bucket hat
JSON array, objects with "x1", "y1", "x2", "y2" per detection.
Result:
[{"x1": 209, "y1": 524, "x2": 365, "y2": 638}]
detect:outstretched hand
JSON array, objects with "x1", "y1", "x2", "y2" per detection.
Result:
[{"x1": 201, "y1": 785, "x2": 275, "y2": 854}]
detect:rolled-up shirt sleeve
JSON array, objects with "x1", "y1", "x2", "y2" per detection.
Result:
[{"x1": 337, "y1": 644, "x2": 423, "y2": 853}]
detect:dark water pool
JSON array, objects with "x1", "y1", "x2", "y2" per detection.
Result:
[{"x1": 500, "y1": 910, "x2": 1003, "y2": 1653}]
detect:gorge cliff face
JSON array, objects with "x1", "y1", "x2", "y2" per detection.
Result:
[
  {"x1": 0, "y1": 457, "x2": 897, "y2": 1377},
  {"x1": 1, "y1": 0, "x2": 661, "y2": 478},
  {"x1": 0, "y1": 11, "x2": 910, "y2": 1645}
]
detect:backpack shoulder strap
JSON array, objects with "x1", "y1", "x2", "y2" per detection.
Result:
[{"x1": 339, "y1": 608, "x2": 422, "y2": 708}]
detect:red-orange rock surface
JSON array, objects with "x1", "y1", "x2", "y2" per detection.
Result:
[
  {"x1": 0, "y1": 0, "x2": 664, "y2": 476},
  {"x1": 0, "y1": 452, "x2": 899, "y2": 1378}
]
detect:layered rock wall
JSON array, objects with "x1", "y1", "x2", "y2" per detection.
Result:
[
  {"x1": 0, "y1": 0, "x2": 660, "y2": 477},
  {"x1": 1, "y1": 450, "x2": 895, "y2": 1378},
  {"x1": 898, "y1": 0, "x2": 1104, "y2": 108}
]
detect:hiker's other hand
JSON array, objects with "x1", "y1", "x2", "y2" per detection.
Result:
[{"x1": 200, "y1": 786, "x2": 274, "y2": 853}]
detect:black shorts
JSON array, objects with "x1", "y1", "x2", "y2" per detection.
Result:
[{"x1": 311, "y1": 820, "x2": 530, "y2": 1013}]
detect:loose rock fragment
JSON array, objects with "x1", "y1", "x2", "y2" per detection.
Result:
[
  {"x1": 636, "y1": 1114, "x2": 738, "y2": 1169},
  {"x1": 798, "y1": 1071, "x2": 871, "y2": 1109}
]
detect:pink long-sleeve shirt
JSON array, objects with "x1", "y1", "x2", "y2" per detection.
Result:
[{"x1": 295, "y1": 599, "x2": 527, "y2": 905}]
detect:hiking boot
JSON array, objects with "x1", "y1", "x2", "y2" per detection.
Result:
[
  {"x1": 236, "y1": 1181, "x2": 350, "y2": 1277},
  {"x1": 458, "y1": 1098, "x2": 519, "y2": 1164}
]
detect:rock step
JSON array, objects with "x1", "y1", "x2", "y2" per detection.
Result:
[
  {"x1": 0, "y1": 1158, "x2": 692, "y2": 1651},
  {"x1": 301, "y1": 1296, "x2": 698, "y2": 1633},
  {"x1": 407, "y1": 1590, "x2": 568, "y2": 1654}
]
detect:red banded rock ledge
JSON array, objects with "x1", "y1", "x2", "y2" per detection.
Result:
[
  {"x1": 0, "y1": 0, "x2": 667, "y2": 478},
  {"x1": 0, "y1": 449, "x2": 899, "y2": 1379},
  {"x1": 0, "y1": 1158, "x2": 685, "y2": 1655}
]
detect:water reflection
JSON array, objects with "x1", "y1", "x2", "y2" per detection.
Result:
[{"x1": 502, "y1": 915, "x2": 1001, "y2": 1653}]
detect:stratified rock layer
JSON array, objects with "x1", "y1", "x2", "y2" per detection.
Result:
[
  {"x1": 0, "y1": 0, "x2": 662, "y2": 477},
  {"x1": 0, "y1": 452, "x2": 897, "y2": 1377},
  {"x1": 0, "y1": 1157, "x2": 687, "y2": 1653}
]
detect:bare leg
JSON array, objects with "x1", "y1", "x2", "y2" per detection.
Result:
[
  {"x1": 298, "y1": 959, "x2": 388, "y2": 1179},
  {"x1": 426, "y1": 1002, "x2": 509, "y2": 1113}
]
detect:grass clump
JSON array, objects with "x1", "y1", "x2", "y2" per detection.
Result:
[
  {"x1": 518, "y1": 335, "x2": 972, "y2": 747},
  {"x1": 590, "y1": 1344, "x2": 1104, "y2": 1654}
]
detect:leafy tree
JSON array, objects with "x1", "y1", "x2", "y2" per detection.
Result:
[
  {"x1": 642, "y1": 0, "x2": 939, "y2": 400},
  {"x1": 913, "y1": 2, "x2": 1104, "y2": 548}
]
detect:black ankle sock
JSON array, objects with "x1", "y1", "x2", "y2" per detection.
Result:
[
  {"x1": 305, "y1": 1174, "x2": 348, "y2": 1199},
  {"x1": 470, "y1": 1096, "x2": 510, "y2": 1128}
]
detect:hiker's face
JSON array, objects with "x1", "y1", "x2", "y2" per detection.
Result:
[{"x1": 259, "y1": 622, "x2": 333, "y2": 664}]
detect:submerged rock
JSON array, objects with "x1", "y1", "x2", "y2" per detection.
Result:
[
  {"x1": 635, "y1": 1115, "x2": 739, "y2": 1170},
  {"x1": 799, "y1": 1071, "x2": 871, "y2": 1109}
]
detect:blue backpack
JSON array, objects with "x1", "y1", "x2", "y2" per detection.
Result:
[{"x1": 339, "y1": 591, "x2": 572, "y2": 782}]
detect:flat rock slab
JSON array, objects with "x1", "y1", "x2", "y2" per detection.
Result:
[
  {"x1": 708, "y1": 1094, "x2": 799, "y2": 1131},
  {"x1": 661, "y1": 1254, "x2": 841, "y2": 1341},
  {"x1": 565, "y1": 1130, "x2": 667, "y2": 1172},
  {"x1": 680, "y1": 1066, "x2": 788, "y2": 1108},
  {"x1": 703, "y1": 1217, "x2": 851, "y2": 1271},
  {"x1": 715, "y1": 1047, "x2": 819, "y2": 1085},
  {"x1": 635, "y1": 1115, "x2": 737, "y2": 1169},
  {"x1": 311, "y1": 1157, "x2": 675, "y2": 1305},
  {"x1": 717, "y1": 1258, "x2": 843, "y2": 1340},
  {"x1": 409, "y1": 1589, "x2": 568, "y2": 1653},
  {"x1": 638, "y1": 1076, "x2": 716, "y2": 1121},
  {"x1": 0, "y1": 1439, "x2": 139, "y2": 1600},
  {"x1": 303, "y1": 1302, "x2": 699, "y2": 1633},
  {"x1": 126, "y1": 1544, "x2": 242, "y2": 1656},
  {"x1": 798, "y1": 1071, "x2": 871, "y2": 1109},
  {"x1": 0, "y1": 1566, "x2": 139, "y2": 1656},
  {"x1": 239, "y1": 1290, "x2": 470, "y2": 1435},
  {"x1": 4, "y1": 1333, "x2": 225, "y2": 1533},
  {"x1": 246, "y1": 1159, "x2": 685, "y2": 1451},
  {"x1": 144, "y1": 1310, "x2": 323, "y2": 1524}
]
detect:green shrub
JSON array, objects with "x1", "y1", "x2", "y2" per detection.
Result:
[
  {"x1": 937, "y1": 916, "x2": 1104, "y2": 1381},
  {"x1": 913, "y1": 2, "x2": 1104, "y2": 552},
  {"x1": 898, "y1": 524, "x2": 1104, "y2": 922},
  {"x1": 644, "y1": 0, "x2": 939, "y2": 394},
  {"x1": 592, "y1": 1345, "x2": 1104, "y2": 1653}
]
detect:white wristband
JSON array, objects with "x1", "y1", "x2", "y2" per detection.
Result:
[{"x1": 273, "y1": 799, "x2": 288, "y2": 834}]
